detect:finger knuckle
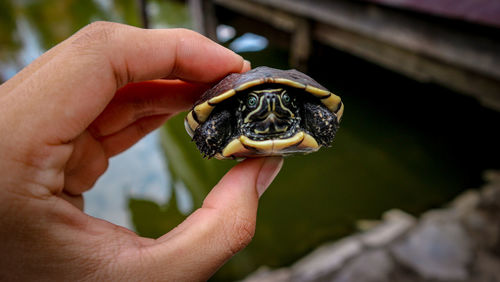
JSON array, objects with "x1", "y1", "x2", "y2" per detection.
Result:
[
  {"x1": 72, "y1": 21, "x2": 119, "y2": 50},
  {"x1": 224, "y1": 213, "x2": 255, "y2": 255},
  {"x1": 90, "y1": 151, "x2": 109, "y2": 185},
  {"x1": 171, "y1": 28, "x2": 205, "y2": 51},
  {"x1": 135, "y1": 120, "x2": 151, "y2": 137},
  {"x1": 173, "y1": 27, "x2": 199, "y2": 37},
  {"x1": 132, "y1": 98, "x2": 157, "y2": 120}
]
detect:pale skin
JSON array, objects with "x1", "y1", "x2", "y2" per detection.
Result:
[{"x1": 0, "y1": 22, "x2": 283, "y2": 281}]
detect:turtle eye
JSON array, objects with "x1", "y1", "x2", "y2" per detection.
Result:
[
  {"x1": 247, "y1": 95, "x2": 258, "y2": 107},
  {"x1": 282, "y1": 92, "x2": 291, "y2": 104}
]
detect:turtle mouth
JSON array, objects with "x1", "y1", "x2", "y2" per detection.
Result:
[
  {"x1": 241, "y1": 114, "x2": 300, "y2": 140},
  {"x1": 252, "y1": 113, "x2": 291, "y2": 133}
]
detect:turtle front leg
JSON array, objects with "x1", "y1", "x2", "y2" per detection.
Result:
[
  {"x1": 303, "y1": 101, "x2": 339, "y2": 147},
  {"x1": 193, "y1": 109, "x2": 234, "y2": 158}
]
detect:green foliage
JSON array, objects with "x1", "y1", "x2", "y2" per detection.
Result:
[
  {"x1": 23, "y1": 0, "x2": 110, "y2": 50},
  {"x1": 160, "y1": 114, "x2": 234, "y2": 207},
  {"x1": 148, "y1": 0, "x2": 191, "y2": 28},
  {"x1": 128, "y1": 191, "x2": 185, "y2": 239},
  {"x1": 0, "y1": 0, "x2": 19, "y2": 60},
  {"x1": 0, "y1": 0, "x2": 142, "y2": 76},
  {"x1": 114, "y1": 0, "x2": 142, "y2": 27}
]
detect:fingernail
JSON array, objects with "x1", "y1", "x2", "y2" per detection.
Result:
[
  {"x1": 256, "y1": 157, "x2": 283, "y2": 197},
  {"x1": 242, "y1": 60, "x2": 252, "y2": 72}
]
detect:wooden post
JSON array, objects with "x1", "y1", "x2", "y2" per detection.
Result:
[
  {"x1": 290, "y1": 18, "x2": 311, "y2": 71},
  {"x1": 138, "y1": 0, "x2": 149, "y2": 28},
  {"x1": 189, "y1": 0, "x2": 218, "y2": 40}
]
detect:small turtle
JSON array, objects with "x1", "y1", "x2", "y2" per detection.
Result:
[{"x1": 185, "y1": 66, "x2": 344, "y2": 159}]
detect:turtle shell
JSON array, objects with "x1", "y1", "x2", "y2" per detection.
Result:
[
  {"x1": 185, "y1": 66, "x2": 344, "y2": 159},
  {"x1": 186, "y1": 66, "x2": 344, "y2": 135}
]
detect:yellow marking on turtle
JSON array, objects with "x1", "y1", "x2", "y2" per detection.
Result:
[
  {"x1": 184, "y1": 120, "x2": 193, "y2": 137},
  {"x1": 320, "y1": 93, "x2": 342, "y2": 113},
  {"x1": 274, "y1": 78, "x2": 305, "y2": 89},
  {"x1": 193, "y1": 102, "x2": 215, "y2": 123},
  {"x1": 239, "y1": 135, "x2": 274, "y2": 151},
  {"x1": 221, "y1": 138, "x2": 249, "y2": 158},
  {"x1": 208, "y1": 89, "x2": 236, "y2": 104},
  {"x1": 275, "y1": 123, "x2": 289, "y2": 133},
  {"x1": 336, "y1": 102, "x2": 345, "y2": 122},
  {"x1": 304, "y1": 85, "x2": 331, "y2": 98},
  {"x1": 235, "y1": 79, "x2": 265, "y2": 92},
  {"x1": 297, "y1": 133, "x2": 320, "y2": 149},
  {"x1": 244, "y1": 94, "x2": 266, "y2": 123},
  {"x1": 214, "y1": 153, "x2": 225, "y2": 160},
  {"x1": 252, "y1": 88, "x2": 283, "y2": 93},
  {"x1": 221, "y1": 132, "x2": 321, "y2": 158},
  {"x1": 278, "y1": 91, "x2": 295, "y2": 118},
  {"x1": 240, "y1": 132, "x2": 305, "y2": 152},
  {"x1": 254, "y1": 127, "x2": 270, "y2": 134},
  {"x1": 184, "y1": 112, "x2": 199, "y2": 137},
  {"x1": 271, "y1": 132, "x2": 305, "y2": 151}
]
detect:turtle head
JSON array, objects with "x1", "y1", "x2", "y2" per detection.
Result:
[{"x1": 237, "y1": 87, "x2": 301, "y2": 140}]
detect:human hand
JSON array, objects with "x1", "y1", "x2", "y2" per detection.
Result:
[{"x1": 0, "y1": 22, "x2": 283, "y2": 281}]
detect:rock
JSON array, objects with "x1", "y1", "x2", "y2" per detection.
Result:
[
  {"x1": 479, "y1": 183, "x2": 500, "y2": 213},
  {"x1": 483, "y1": 170, "x2": 500, "y2": 184},
  {"x1": 391, "y1": 214, "x2": 472, "y2": 281},
  {"x1": 332, "y1": 249, "x2": 395, "y2": 282},
  {"x1": 473, "y1": 251, "x2": 500, "y2": 282},
  {"x1": 450, "y1": 189, "x2": 480, "y2": 214},
  {"x1": 291, "y1": 237, "x2": 363, "y2": 281},
  {"x1": 480, "y1": 170, "x2": 500, "y2": 212},
  {"x1": 356, "y1": 219, "x2": 381, "y2": 232},
  {"x1": 241, "y1": 266, "x2": 291, "y2": 282},
  {"x1": 421, "y1": 209, "x2": 459, "y2": 222},
  {"x1": 462, "y1": 209, "x2": 499, "y2": 250},
  {"x1": 360, "y1": 209, "x2": 415, "y2": 248},
  {"x1": 241, "y1": 171, "x2": 500, "y2": 282}
]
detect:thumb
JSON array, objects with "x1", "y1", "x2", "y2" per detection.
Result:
[{"x1": 128, "y1": 157, "x2": 283, "y2": 281}]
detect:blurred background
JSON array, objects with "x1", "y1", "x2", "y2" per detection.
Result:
[{"x1": 1, "y1": 0, "x2": 500, "y2": 281}]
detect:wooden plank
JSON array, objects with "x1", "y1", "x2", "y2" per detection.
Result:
[
  {"x1": 243, "y1": 0, "x2": 500, "y2": 81},
  {"x1": 290, "y1": 18, "x2": 311, "y2": 71},
  {"x1": 214, "y1": 0, "x2": 296, "y2": 32},
  {"x1": 362, "y1": 0, "x2": 500, "y2": 28},
  {"x1": 138, "y1": 0, "x2": 149, "y2": 28},
  {"x1": 210, "y1": 0, "x2": 500, "y2": 110},
  {"x1": 189, "y1": 0, "x2": 217, "y2": 40},
  {"x1": 214, "y1": 0, "x2": 312, "y2": 70},
  {"x1": 314, "y1": 23, "x2": 500, "y2": 111}
]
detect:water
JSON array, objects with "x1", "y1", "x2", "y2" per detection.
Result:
[
  {"x1": 156, "y1": 32, "x2": 500, "y2": 281},
  {"x1": 2, "y1": 1, "x2": 500, "y2": 281},
  {"x1": 85, "y1": 131, "x2": 170, "y2": 229},
  {"x1": 156, "y1": 11, "x2": 500, "y2": 281}
]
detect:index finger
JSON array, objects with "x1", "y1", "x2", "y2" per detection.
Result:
[{"x1": 6, "y1": 22, "x2": 246, "y2": 145}]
